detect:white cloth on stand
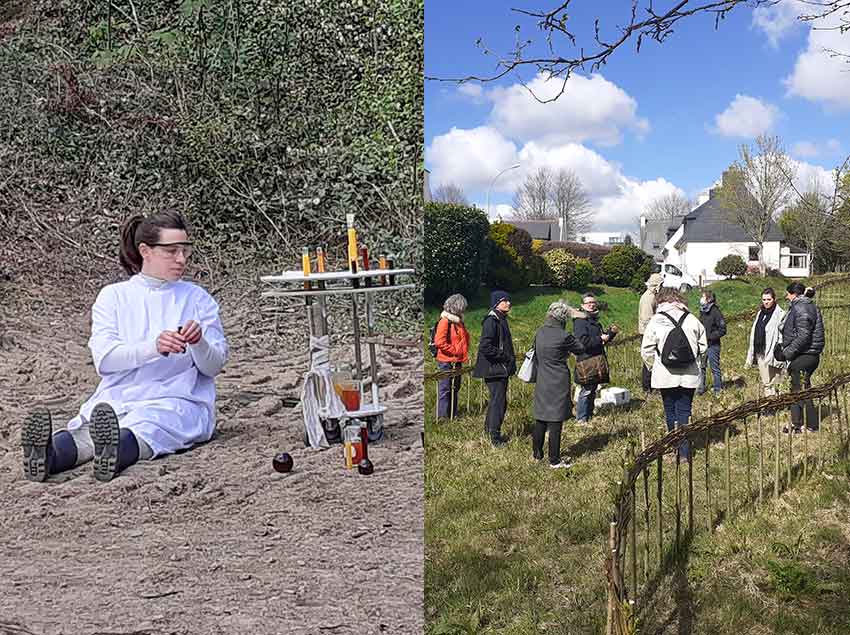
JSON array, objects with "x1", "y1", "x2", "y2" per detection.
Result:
[{"x1": 300, "y1": 335, "x2": 347, "y2": 449}]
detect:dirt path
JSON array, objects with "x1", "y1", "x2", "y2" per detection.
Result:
[{"x1": 0, "y1": 284, "x2": 424, "y2": 635}]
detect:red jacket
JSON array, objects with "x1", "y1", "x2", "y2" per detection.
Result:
[{"x1": 435, "y1": 315, "x2": 469, "y2": 363}]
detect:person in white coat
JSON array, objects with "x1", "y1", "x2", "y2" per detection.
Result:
[
  {"x1": 745, "y1": 287, "x2": 786, "y2": 396},
  {"x1": 641, "y1": 288, "x2": 707, "y2": 460},
  {"x1": 21, "y1": 211, "x2": 229, "y2": 483}
]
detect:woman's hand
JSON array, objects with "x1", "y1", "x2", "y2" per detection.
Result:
[
  {"x1": 181, "y1": 320, "x2": 203, "y2": 345},
  {"x1": 157, "y1": 329, "x2": 187, "y2": 355}
]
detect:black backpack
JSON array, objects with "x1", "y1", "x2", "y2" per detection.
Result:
[
  {"x1": 428, "y1": 318, "x2": 450, "y2": 357},
  {"x1": 658, "y1": 310, "x2": 696, "y2": 368}
]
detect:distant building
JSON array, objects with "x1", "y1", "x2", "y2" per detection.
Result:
[
  {"x1": 657, "y1": 179, "x2": 810, "y2": 281},
  {"x1": 498, "y1": 218, "x2": 564, "y2": 241},
  {"x1": 576, "y1": 231, "x2": 634, "y2": 246}
]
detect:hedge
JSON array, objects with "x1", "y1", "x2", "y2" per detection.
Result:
[{"x1": 424, "y1": 202, "x2": 490, "y2": 304}]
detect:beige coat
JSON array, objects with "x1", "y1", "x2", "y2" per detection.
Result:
[
  {"x1": 638, "y1": 273, "x2": 663, "y2": 335},
  {"x1": 641, "y1": 302, "x2": 707, "y2": 390}
]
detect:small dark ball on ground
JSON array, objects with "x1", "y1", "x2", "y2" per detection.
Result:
[
  {"x1": 273, "y1": 452, "x2": 294, "y2": 473},
  {"x1": 357, "y1": 458, "x2": 374, "y2": 475}
]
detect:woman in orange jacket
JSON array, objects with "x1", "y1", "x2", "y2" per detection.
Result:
[{"x1": 435, "y1": 293, "x2": 470, "y2": 419}]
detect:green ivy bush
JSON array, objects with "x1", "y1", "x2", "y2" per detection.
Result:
[
  {"x1": 715, "y1": 254, "x2": 747, "y2": 279},
  {"x1": 543, "y1": 249, "x2": 576, "y2": 288},
  {"x1": 572, "y1": 258, "x2": 594, "y2": 290},
  {"x1": 486, "y1": 223, "x2": 533, "y2": 291},
  {"x1": 601, "y1": 244, "x2": 654, "y2": 288},
  {"x1": 424, "y1": 202, "x2": 490, "y2": 304}
]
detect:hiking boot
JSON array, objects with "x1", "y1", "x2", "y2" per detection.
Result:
[
  {"x1": 91, "y1": 403, "x2": 123, "y2": 482},
  {"x1": 782, "y1": 425, "x2": 802, "y2": 435},
  {"x1": 490, "y1": 435, "x2": 508, "y2": 447},
  {"x1": 549, "y1": 461, "x2": 572, "y2": 470},
  {"x1": 21, "y1": 409, "x2": 53, "y2": 482},
  {"x1": 575, "y1": 419, "x2": 591, "y2": 428}
]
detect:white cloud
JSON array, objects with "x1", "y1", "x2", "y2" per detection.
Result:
[
  {"x1": 425, "y1": 126, "x2": 519, "y2": 191},
  {"x1": 791, "y1": 159, "x2": 837, "y2": 196},
  {"x1": 471, "y1": 202, "x2": 514, "y2": 220},
  {"x1": 457, "y1": 82, "x2": 484, "y2": 101},
  {"x1": 784, "y1": 14, "x2": 850, "y2": 109},
  {"x1": 752, "y1": 0, "x2": 805, "y2": 47},
  {"x1": 791, "y1": 139, "x2": 843, "y2": 159},
  {"x1": 428, "y1": 126, "x2": 689, "y2": 233},
  {"x1": 714, "y1": 95, "x2": 779, "y2": 138},
  {"x1": 791, "y1": 140, "x2": 820, "y2": 159},
  {"x1": 488, "y1": 73, "x2": 649, "y2": 147}
]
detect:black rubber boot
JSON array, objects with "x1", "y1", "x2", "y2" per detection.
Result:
[
  {"x1": 49, "y1": 430, "x2": 79, "y2": 474},
  {"x1": 21, "y1": 409, "x2": 53, "y2": 482},
  {"x1": 91, "y1": 403, "x2": 139, "y2": 482}
]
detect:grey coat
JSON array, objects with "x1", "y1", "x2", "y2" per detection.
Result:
[{"x1": 532, "y1": 317, "x2": 585, "y2": 422}]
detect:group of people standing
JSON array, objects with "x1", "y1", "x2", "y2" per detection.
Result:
[{"x1": 433, "y1": 276, "x2": 826, "y2": 468}]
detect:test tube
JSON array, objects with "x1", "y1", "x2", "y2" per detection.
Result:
[
  {"x1": 378, "y1": 254, "x2": 387, "y2": 286},
  {"x1": 301, "y1": 246, "x2": 312, "y2": 290},
  {"x1": 316, "y1": 246, "x2": 326, "y2": 290},
  {"x1": 360, "y1": 245, "x2": 371, "y2": 288}
]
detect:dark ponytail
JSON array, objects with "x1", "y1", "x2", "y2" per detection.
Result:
[{"x1": 118, "y1": 212, "x2": 189, "y2": 275}]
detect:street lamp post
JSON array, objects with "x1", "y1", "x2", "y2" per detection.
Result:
[{"x1": 486, "y1": 163, "x2": 520, "y2": 219}]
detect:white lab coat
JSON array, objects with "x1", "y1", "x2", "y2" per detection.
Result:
[{"x1": 67, "y1": 274, "x2": 228, "y2": 456}]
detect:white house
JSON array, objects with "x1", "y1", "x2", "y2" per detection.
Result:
[{"x1": 659, "y1": 187, "x2": 810, "y2": 283}]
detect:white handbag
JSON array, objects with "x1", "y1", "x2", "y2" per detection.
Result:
[{"x1": 517, "y1": 347, "x2": 536, "y2": 383}]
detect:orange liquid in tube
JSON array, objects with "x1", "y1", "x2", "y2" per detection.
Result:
[{"x1": 301, "y1": 247, "x2": 311, "y2": 290}]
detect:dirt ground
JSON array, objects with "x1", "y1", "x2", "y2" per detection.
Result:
[{"x1": 0, "y1": 279, "x2": 424, "y2": 635}]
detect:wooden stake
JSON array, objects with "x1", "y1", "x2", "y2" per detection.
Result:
[
  {"x1": 725, "y1": 425, "x2": 732, "y2": 516},
  {"x1": 629, "y1": 446, "x2": 637, "y2": 601},
  {"x1": 744, "y1": 416, "x2": 752, "y2": 509},
  {"x1": 774, "y1": 408, "x2": 781, "y2": 500},
  {"x1": 705, "y1": 428, "x2": 712, "y2": 532},
  {"x1": 657, "y1": 454, "x2": 663, "y2": 567},
  {"x1": 757, "y1": 411, "x2": 764, "y2": 508},
  {"x1": 688, "y1": 439, "x2": 694, "y2": 536},
  {"x1": 642, "y1": 464, "x2": 650, "y2": 584}
]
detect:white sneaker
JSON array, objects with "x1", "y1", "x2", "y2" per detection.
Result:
[{"x1": 549, "y1": 461, "x2": 572, "y2": 470}]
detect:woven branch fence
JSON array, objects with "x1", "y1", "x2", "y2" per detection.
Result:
[{"x1": 604, "y1": 373, "x2": 850, "y2": 635}]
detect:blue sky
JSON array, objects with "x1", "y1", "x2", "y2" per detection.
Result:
[{"x1": 425, "y1": 1, "x2": 850, "y2": 235}]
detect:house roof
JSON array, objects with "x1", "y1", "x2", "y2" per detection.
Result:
[
  {"x1": 681, "y1": 195, "x2": 785, "y2": 243},
  {"x1": 502, "y1": 219, "x2": 560, "y2": 241}
]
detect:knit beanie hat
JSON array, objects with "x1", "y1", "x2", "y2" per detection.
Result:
[{"x1": 490, "y1": 290, "x2": 511, "y2": 309}]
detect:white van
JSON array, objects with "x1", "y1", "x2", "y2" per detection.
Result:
[{"x1": 660, "y1": 262, "x2": 699, "y2": 293}]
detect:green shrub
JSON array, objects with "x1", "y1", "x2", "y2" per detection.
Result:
[
  {"x1": 601, "y1": 244, "x2": 653, "y2": 288},
  {"x1": 543, "y1": 249, "x2": 576, "y2": 288},
  {"x1": 424, "y1": 202, "x2": 490, "y2": 304},
  {"x1": 715, "y1": 254, "x2": 747, "y2": 279},
  {"x1": 572, "y1": 258, "x2": 594, "y2": 290},
  {"x1": 629, "y1": 258, "x2": 655, "y2": 292},
  {"x1": 485, "y1": 222, "x2": 533, "y2": 291}
]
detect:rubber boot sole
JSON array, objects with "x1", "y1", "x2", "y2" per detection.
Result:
[
  {"x1": 21, "y1": 409, "x2": 52, "y2": 482},
  {"x1": 91, "y1": 403, "x2": 120, "y2": 482}
]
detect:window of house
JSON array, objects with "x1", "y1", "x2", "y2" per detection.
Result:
[
  {"x1": 748, "y1": 246, "x2": 759, "y2": 261},
  {"x1": 790, "y1": 255, "x2": 807, "y2": 269}
]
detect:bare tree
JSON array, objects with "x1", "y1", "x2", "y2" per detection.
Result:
[
  {"x1": 643, "y1": 192, "x2": 692, "y2": 221},
  {"x1": 429, "y1": 2, "x2": 849, "y2": 102},
  {"x1": 512, "y1": 167, "x2": 553, "y2": 219},
  {"x1": 784, "y1": 155, "x2": 850, "y2": 271},
  {"x1": 718, "y1": 134, "x2": 796, "y2": 276},
  {"x1": 551, "y1": 168, "x2": 593, "y2": 239},
  {"x1": 432, "y1": 182, "x2": 470, "y2": 205}
]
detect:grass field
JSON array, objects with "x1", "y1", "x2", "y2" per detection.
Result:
[{"x1": 424, "y1": 276, "x2": 850, "y2": 634}]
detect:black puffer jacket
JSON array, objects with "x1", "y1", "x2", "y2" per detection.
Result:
[
  {"x1": 472, "y1": 310, "x2": 517, "y2": 378},
  {"x1": 781, "y1": 296, "x2": 823, "y2": 359},
  {"x1": 699, "y1": 303, "x2": 727, "y2": 345}
]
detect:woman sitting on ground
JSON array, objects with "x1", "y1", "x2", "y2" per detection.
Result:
[
  {"x1": 531, "y1": 300, "x2": 584, "y2": 469},
  {"x1": 641, "y1": 288, "x2": 707, "y2": 461},
  {"x1": 434, "y1": 293, "x2": 470, "y2": 419},
  {"x1": 21, "y1": 212, "x2": 229, "y2": 482}
]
